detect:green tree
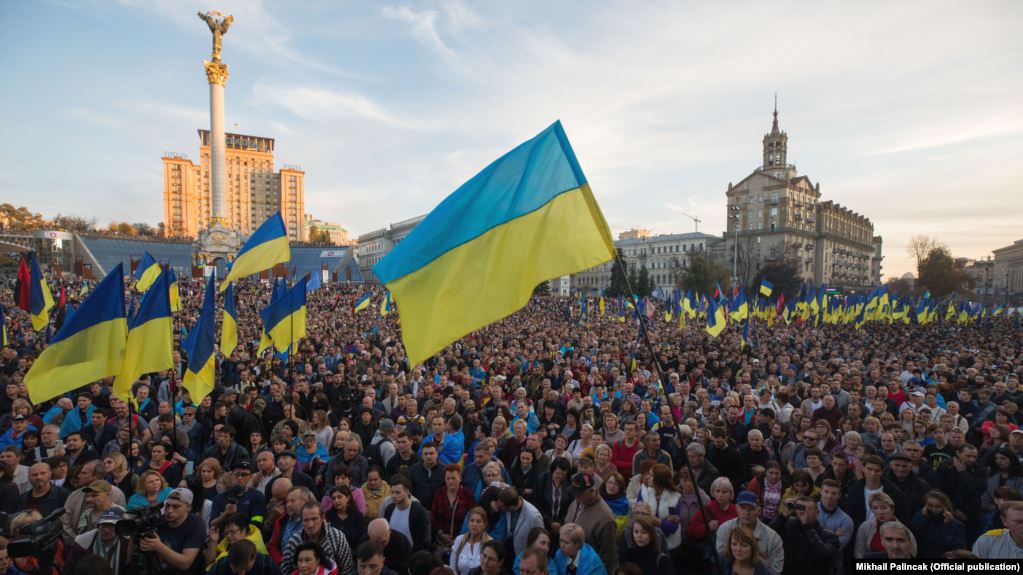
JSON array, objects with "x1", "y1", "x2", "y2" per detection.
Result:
[
  {"x1": 683, "y1": 255, "x2": 730, "y2": 297},
  {"x1": 919, "y1": 247, "x2": 973, "y2": 298},
  {"x1": 637, "y1": 265, "x2": 652, "y2": 297},
  {"x1": 606, "y1": 248, "x2": 629, "y2": 297},
  {"x1": 532, "y1": 280, "x2": 550, "y2": 297},
  {"x1": 627, "y1": 264, "x2": 639, "y2": 297},
  {"x1": 752, "y1": 258, "x2": 802, "y2": 301}
]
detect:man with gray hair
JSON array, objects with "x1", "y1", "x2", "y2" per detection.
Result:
[{"x1": 687, "y1": 442, "x2": 718, "y2": 493}]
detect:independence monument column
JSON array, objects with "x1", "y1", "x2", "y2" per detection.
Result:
[{"x1": 196, "y1": 11, "x2": 241, "y2": 268}]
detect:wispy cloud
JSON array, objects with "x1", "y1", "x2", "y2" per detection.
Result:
[
  {"x1": 251, "y1": 82, "x2": 428, "y2": 131},
  {"x1": 381, "y1": 5, "x2": 455, "y2": 59}
]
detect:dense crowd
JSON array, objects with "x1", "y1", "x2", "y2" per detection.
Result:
[{"x1": 1, "y1": 275, "x2": 1022, "y2": 575}]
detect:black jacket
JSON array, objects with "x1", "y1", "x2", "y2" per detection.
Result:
[
  {"x1": 842, "y1": 479, "x2": 909, "y2": 528},
  {"x1": 769, "y1": 515, "x2": 840, "y2": 575},
  {"x1": 383, "y1": 500, "x2": 432, "y2": 553},
  {"x1": 408, "y1": 461, "x2": 446, "y2": 508}
]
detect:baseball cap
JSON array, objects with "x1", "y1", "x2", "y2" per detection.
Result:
[
  {"x1": 83, "y1": 480, "x2": 112, "y2": 493},
  {"x1": 570, "y1": 472, "x2": 595, "y2": 490},
  {"x1": 736, "y1": 491, "x2": 759, "y2": 506},
  {"x1": 910, "y1": 389, "x2": 925, "y2": 397},
  {"x1": 302, "y1": 430, "x2": 317, "y2": 437},
  {"x1": 278, "y1": 450, "x2": 297, "y2": 460},
  {"x1": 888, "y1": 452, "x2": 913, "y2": 462},
  {"x1": 1010, "y1": 429, "x2": 1023, "y2": 436},
  {"x1": 97, "y1": 508, "x2": 124, "y2": 525},
  {"x1": 379, "y1": 419, "x2": 395, "y2": 431},
  {"x1": 12, "y1": 414, "x2": 25, "y2": 421},
  {"x1": 232, "y1": 460, "x2": 253, "y2": 471},
  {"x1": 165, "y1": 487, "x2": 194, "y2": 506}
]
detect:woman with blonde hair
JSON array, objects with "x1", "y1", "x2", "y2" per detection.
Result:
[
  {"x1": 450, "y1": 506, "x2": 493, "y2": 575},
  {"x1": 103, "y1": 451, "x2": 137, "y2": 496},
  {"x1": 311, "y1": 410, "x2": 334, "y2": 452},
  {"x1": 196, "y1": 457, "x2": 224, "y2": 502},
  {"x1": 126, "y1": 469, "x2": 172, "y2": 510},
  {"x1": 593, "y1": 444, "x2": 616, "y2": 481},
  {"x1": 720, "y1": 525, "x2": 777, "y2": 575},
  {"x1": 854, "y1": 492, "x2": 896, "y2": 558}
]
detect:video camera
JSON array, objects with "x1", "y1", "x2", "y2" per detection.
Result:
[
  {"x1": 0, "y1": 508, "x2": 64, "y2": 559},
  {"x1": 115, "y1": 504, "x2": 165, "y2": 540}
]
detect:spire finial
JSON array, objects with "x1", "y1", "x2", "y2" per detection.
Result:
[{"x1": 771, "y1": 93, "x2": 779, "y2": 134}]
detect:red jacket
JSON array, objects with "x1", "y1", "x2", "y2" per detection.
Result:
[
  {"x1": 686, "y1": 499, "x2": 738, "y2": 540},
  {"x1": 431, "y1": 485, "x2": 476, "y2": 537},
  {"x1": 267, "y1": 511, "x2": 289, "y2": 563},
  {"x1": 611, "y1": 438, "x2": 641, "y2": 477}
]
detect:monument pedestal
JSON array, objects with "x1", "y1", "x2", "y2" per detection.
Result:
[{"x1": 196, "y1": 223, "x2": 243, "y2": 276}]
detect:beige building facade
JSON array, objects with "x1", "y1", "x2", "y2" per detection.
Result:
[
  {"x1": 993, "y1": 238, "x2": 1023, "y2": 305},
  {"x1": 572, "y1": 231, "x2": 722, "y2": 295},
  {"x1": 163, "y1": 130, "x2": 305, "y2": 242},
  {"x1": 724, "y1": 105, "x2": 882, "y2": 291}
]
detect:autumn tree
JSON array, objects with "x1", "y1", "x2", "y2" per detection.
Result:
[
  {"x1": 52, "y1": 214, "x2": 96, "y2": 233},
  {"x1": 605, "y1": 248, "x2": 629, "y2": 297},
  {"x1": 0, "y1": 204, "x2": 47, "y2": 232},
  {"x1": 907, "y1": 235, "x2": 946, "y2": 279}
]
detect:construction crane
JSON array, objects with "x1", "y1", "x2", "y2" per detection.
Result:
[{"x1": 680, "y1": 212, "x2": 702, "y2": 232}]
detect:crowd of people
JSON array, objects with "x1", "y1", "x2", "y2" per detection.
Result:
[{"x1": 1, "y1": 274, "x2": 1022, "y2": 575}]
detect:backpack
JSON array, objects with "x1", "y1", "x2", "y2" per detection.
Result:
[{"x1": 365, "y1": 438, "x2": 392, "y2": 469}]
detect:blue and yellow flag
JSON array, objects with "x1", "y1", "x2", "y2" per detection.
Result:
[
  {"x1": 259, "y1": 276, "x2": 308, "y2": 353},
  {"x1": 706, "y1": 298, "x2": 726, "y2": 338},
  {"x1": 221, "y1": 212, "x2": 290, "y2": 291},
  {"x1": 134, "y1": 252, "x2": 161, "y2": 293},
  {"x1": 598, "y1": 294, "x2": 605, "y2": 317},
  {"x1": 168, "y1": 267, "x2": 181, "y2": 313},
  {"x1": 0, "y1": 305, "x2": 8, "y2": 347},
  {"x1": 373, "y1": 121, "x2": 615, "y2": 366},
  {"x1": 380, "y1": 290, "x2": 391, "y2": 316},
  {"x1": 353, "y1": 293, "x2": 372, "y2": 312},
  {"x1": 114, "y1": 269, "x2": 173, "y2": 401},
  {"x1": 28, "y1": 253, "x2": 55, "y2": 331},
  {"x1": 759, "y1": 279, "x2": 774, "y2": 298},
  {"x1": 25, "y1": 264, "x2": 127, "y2": 404},
  {"x1": 221, "y1": 282, "x2": 238, "y2": 358},
  {"x1": 729, "y1": 289, "x2": 749, "y2": 323},
  {"x1": 183, "y1": 273, "x2": 217, "y2": 403}
]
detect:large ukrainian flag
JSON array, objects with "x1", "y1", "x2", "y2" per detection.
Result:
[
  {"x1": 113, "y1": 269, "x2": 173, "y2": 401},
  {"x1": 221, "y1": 212, "x2": 290, "y2": 291},
  {"x1": 706, "y1": 298, "x2": 726, "y2": 338},
  {"x1": 259, "y1": 276, "x2": 307, "y2": 353},
  {"x1": 25, "y1": 264, "x2": 128, "y2": 404},
  {"x1": 373, "y1": 121, "x2": 615, "y2": 367},
  {"x1": 134, "y1": 252, "x2": 162, "y2": 293},
  {"x1": 221, "y1": 282, "x2": 239, "y2": 357},
  {"x1": 28, "y1": 253, "x2": 55, "y2": 331},
  {"x1": 183, "y1": 273, "x2": 216, "y2": 402}
]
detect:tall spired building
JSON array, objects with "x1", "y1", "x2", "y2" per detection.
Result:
[
  {"x1": 724, "y1": 99, "x2": 882, "y2": 291},
  {"x1": 163, "y1": 12, "x2": 305, "y2": 249}
]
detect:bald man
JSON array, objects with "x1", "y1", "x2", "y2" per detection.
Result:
[
  {"x1": 21, "y1": 462, "x2": 69, "y2": 515},
  {"x1": 366, "y1": 518, "x2": 412, "y2": 575}
]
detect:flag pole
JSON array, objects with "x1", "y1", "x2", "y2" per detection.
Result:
[{"x1": 613, "y1": 253, "x2": 723, "y2": 575}]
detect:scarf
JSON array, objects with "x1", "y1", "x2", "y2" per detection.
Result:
[
  {"x1": 605, "y1": 495, "x2": 630, "y2": 517},
  {"x1": 92, "y1": 532, "x2": 122, "y2": 575}
]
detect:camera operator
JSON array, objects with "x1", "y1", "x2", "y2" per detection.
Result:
[
  {"x1": 768, "y1": 496, "x2": 841, "y2": 575},
  {"x1": 138, "y1": 487, "x2": 206, "y2": 575},
  {"x1": 211, "y1": 461, "x2": 267, "y2": 529},
  {"x1": 63, "y1": 508, "x2": 131, "y2": 575}
]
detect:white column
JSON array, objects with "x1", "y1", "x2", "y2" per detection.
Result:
[{"x1": 209, "y1": 81, "x2": 227, "y2": 224}]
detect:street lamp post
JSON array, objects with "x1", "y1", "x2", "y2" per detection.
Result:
[{"x1": 730, "y1": 204, "x2": 741, "y2": 287}]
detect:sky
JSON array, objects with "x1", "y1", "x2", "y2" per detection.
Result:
[{"x1": 1, "y1": 1, "x2": 1021, "y2": 280}]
